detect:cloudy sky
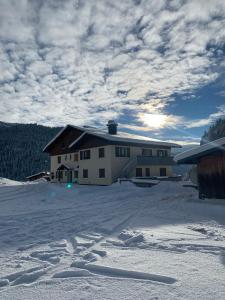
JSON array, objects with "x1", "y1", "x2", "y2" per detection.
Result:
[{"x1": 1, "y1": 0, "x2": 225, "y2": 145}]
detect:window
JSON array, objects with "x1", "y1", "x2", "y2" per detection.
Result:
[
  {"x1": 65, "y1": 155, "x2": 67, "y2": 161},
  {"x1": 160, "y1": 168, "x2": 167, "y2": 176},
  {"x1": 136, "y1": 168, "x2": 142, "y2": 177},
  {"x1": 142, "y1": 149, "x2": 152, "y2": 156},
  {"x1": 57, "y1": 156, "x2": 61, "y2": 164},
  {"x1": 83, "y1": 169, "x2": 88, "y2": 178},
  {"x1": 74, "y1": 153, "x2": 78, "y2": 161},
  {"x1": 80, "y1": 150, "x2": 91, "y2": 160},
  {"x1": 115, "y1": 147, "x2": 130, "y2": 157},
  {"x1": 74, "y1": 170, "x2": 78, "y2": 178},
  {"x1": 51, "y1": 172, "x2": 55, "y2": 179},
  {"x1": 157, "y1": 150, "x2": 168, "y2": 157},
  {"x1": 99, "y1": 148, "x2": 105, "y2": 158},
  {"x1": 99, "y1": 168, "x2": 105, "y2": 178},
  {"x1": 145, "y1": 168, "x2": 150, "y2": 177},
  {"x1": 70, "y1": 154, "x2": 72, "y2": 160}
]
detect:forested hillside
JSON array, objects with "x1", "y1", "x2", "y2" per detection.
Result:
[
  {"x1": 201, "y1": 118, "x2": 225, "y2": 145},
  {"x1": 0, "y1": 122, "x2": 61, "y2": 181}
]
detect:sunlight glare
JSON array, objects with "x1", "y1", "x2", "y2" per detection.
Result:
[{"x1": 140, "y1": 113, "x2": 168, "y2": 129}]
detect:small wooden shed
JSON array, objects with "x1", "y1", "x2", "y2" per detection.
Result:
[
  {"x1": 26, "y1": 171, "x2": 50, "y2": 182},
  {"x1": 175, "y1": 137, "x2": 225, "y2": 199}
]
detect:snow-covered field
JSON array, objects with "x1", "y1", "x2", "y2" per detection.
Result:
[{"x1": 0, "y1": 179, "x2": 225, "y2": 299}]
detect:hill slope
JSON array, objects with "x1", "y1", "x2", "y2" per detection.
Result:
[{"x1": 0, "y1": 122, "x2": 62, "y2": 181}]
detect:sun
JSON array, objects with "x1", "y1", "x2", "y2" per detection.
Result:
[{"x1": 140, "y1": 113, "x2": 168, "y2": 129}]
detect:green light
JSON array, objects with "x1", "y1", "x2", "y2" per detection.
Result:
[{"x1": 67, "y1": 183, "x2": 72, "y2": 189}]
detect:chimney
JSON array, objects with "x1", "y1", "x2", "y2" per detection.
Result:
[{"x1": 107, "y1": 120, "x2": 118, "y2": 135}]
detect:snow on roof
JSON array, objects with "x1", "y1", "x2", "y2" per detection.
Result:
[
  {"x1": 43, "y1": 124, "x2": 181, "y2": 152},
  {"x1": 87, "y1": 130, "x2": 181, "y2": 148},
  {"x1": 26, "y1": 171, "x2": 50, "y2": 179},
  {"x1": 175, "y1": 136, "x2": 225, "y2": 163},
  {"x1": 68, "y1": 126, "x2": 181, "y2": 148}
]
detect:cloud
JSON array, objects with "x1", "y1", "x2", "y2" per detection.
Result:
[
  {"x1": 0, "y1": 0, "x2": 225, "y2": 137},
  {"x1": 186, "y1": 105, "x2": 225, "y2": 128}
]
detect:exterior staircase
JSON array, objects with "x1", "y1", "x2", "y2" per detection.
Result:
[{"x1": 118, "y1": 156, "x2": 137, "y2": 178}]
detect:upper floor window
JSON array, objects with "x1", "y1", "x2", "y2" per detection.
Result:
[
  {"x1": 65, "y1": 155, "x2": 67, "y2": 161},
  {"x1": 70, "y1": 154, "x2": 72, "y2": 160},
  {"x1": 57, "y1": 156, "x2": 61, "y2": 164},
  {"x1": 142, "y1": 149, "x2": 152, "y2": 156},
  {"x1": 157, "y1": 150, "x2": 168, "y2": 157},
  {"x1": 115, "y1": 147, "x2": 130, "y2": 157},
  {"x1": 99, "y1": 148, "x2": 105, "y2": 158},
  {"x1": 74, "y1": 153, "x2": 79, "y2": 161},
  {"x1": 80, "y1": 150, "x2": 91, "y2": 160}
]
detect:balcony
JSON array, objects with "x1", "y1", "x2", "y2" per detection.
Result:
[{"x1": 137, "y1": 156, "x2": 175, "y2": 166}]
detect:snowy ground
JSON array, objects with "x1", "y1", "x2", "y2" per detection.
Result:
[{"x1": 0, "y1": 179, "x2": 225, "y2": 299}]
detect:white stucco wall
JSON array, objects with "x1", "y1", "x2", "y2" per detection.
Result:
[
  {"x1": 49, "y1": 144, "x2": 173, "y2": 185},
  {"x1": 78, "y1": 145, "x2": 112, "y2": 185}
]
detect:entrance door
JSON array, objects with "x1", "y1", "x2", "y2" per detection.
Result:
[
  {"x1": 160, "y1": 168, "x2": 167, "y2": 176},
  {"x1": 67, "y1": 170, "x2": 72, "y2": 183},
  {"x1": 136, "y1": 168, "x2": 142, "y2": 177}
]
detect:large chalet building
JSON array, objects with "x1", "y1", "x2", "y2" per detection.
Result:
[{"x1": 43, "y1": 120, "x2": 181, "y2": 185}]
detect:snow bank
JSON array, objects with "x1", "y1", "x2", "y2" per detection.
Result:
[{"x1": 0, "y1": 177, "x2": 24, "y2": 186}]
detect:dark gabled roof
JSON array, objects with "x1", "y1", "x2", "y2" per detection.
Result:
[
  {"x1": 175, "y1": 137, "x2": 225, "y2": 164},
  {"x1": 69, "y1": 130, "x2": 181, "y2": 149},
  {"x1": 43, "y1": 125, "x2": 84, "y2": 152},
  {"x1": 43, "y1": 124, "x2": 181, "y2": 153}
]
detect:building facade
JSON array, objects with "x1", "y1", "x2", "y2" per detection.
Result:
[{"x1": 43, "y1": 121, "x2": 180, "y2": 185}]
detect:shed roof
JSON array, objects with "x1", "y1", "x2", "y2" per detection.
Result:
[
  {"x1": 26, "y1": 171, "x2": 49, "y2": 179},
  {"x1": 175, "y1": 137, "x2": 225, "y2": 164}
]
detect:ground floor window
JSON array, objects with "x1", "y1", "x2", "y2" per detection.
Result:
[
  {"x1": 145, "y1": 168, "x2": 150, "y2": 177},
  {"x1": 160, "y1": 168, "x2": 167, "y2": 176},
  {"x1": 74, "y1": 170, "x2": 78, "y2": 178},
  {"x1": 136, "y1": 168, "x2": 142, "y2": 177},
  {"x1": 99, "y1": 168, "x2": 105, "y2": 178},
  {"x1": 83, "y1": 169, "x2": 88, "y2": 178}
]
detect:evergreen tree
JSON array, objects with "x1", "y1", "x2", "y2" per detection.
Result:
[
  {"x1": 200, "y1": 118, "x2": 225, "y2": 145},
  {"x1": 0, "y1": 122, "x2": 62, "y2": 181}
]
